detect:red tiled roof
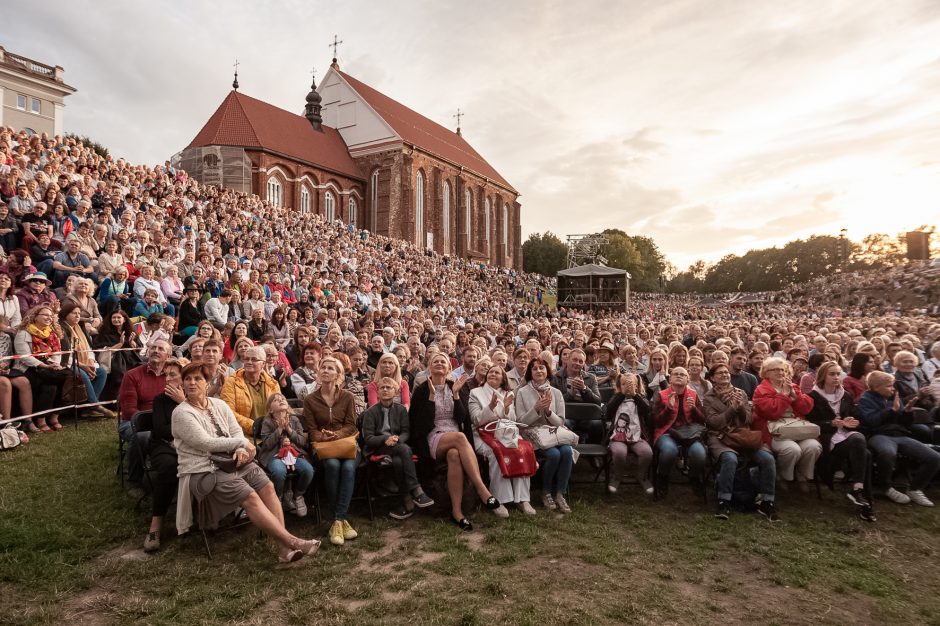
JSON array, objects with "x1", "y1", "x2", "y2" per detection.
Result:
[
  {"x1": 187, "y1": 91, "x2": 363, "y2": 181},
  {"x1": 337, "y1": 70, "x2": 517, "y2": 193}
]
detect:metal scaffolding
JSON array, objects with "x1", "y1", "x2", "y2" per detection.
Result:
[{"x1": 566, "y1": 233, "x2": 609, "y2": 268}]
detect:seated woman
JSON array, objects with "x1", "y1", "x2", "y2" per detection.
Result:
[
  {"x1": 269, "y1": 308, "x2": 291, "y2": 351},
  {"x1": 290, "y1": 342, "x2": 321, "y2": 401},
  {"x1": 0, "y1": 313, "x2": 33, "y2": 432},
  {"x1": 262, "y1": 341, "x2": 293, "y2": 396},
  {"x1": 843, "y1": 353, "x2": 874, "y2": 403},
  {"x1": 97, "y1": 266, "x2": 134, "y2": 316},
  {"x1": 367, "y1": 353, "x2": 411, "y2": 409},
  {"x1": 857, "y1": 370, "x2": 940, "y2": 507},
  {"x1": 752, "y1": 357, "x2": 821, "y2": 493},
  {"x1": 806, "y1": 361, "x2": 875, "y2": 521},
  {"x1": 59, "y1": 302, "x2": 114, "y2": 418},
  {"x1": 171, "y1": 363, "x2": 320, "y2": 562},
  {"x1": 409, "y1": 352, "x2": 502, "y2": 531},
  {"x1": 704, "y1": 363, "x2": 777, "y2": 521},
  {"x1": 160, "y1": 265, "x2": 184, "y2": 308},
  {"x1": 177, "y1": 284, "x2": 205, "y2": 337},
  {"x1": 603, "y1": 372, "x2": 654, "y2": 496},
  {"x1": 516, "y1": 356, "x2": 574, "y2": 511},
  {"x1": 14, "y1": 304, "x2": 69, "y2": 431},
  {"x1": 258, "y1": 393, "x2": 314, "y2": 517},
  {"x1": 687, "y1": 355, "x2": 711, "y2": 398},
  {"x1": 177, "y1": 320, "x2": 219, "y2": 358},
  {"x1": 143, "y1": 358, "x2": 187, "y2": 552},
  {"x1": 223, "y1": 321, "x2": 251, "y2": 363},
  {"x1": 227, "y1": 336, "x2": 255, "y2": 371},
  {"x1": 469, "y1": 364, "x2": 526, "y2": 516},
  {"x1": 332, "y1": 351, "x2": 367, "y2": 419},
  {"x1": 303, "y1": 356, "x2": 360, "y2": 546},
  {"x1": 651, "y1": 366, "x2": 707, "y2": 499},
  {"x1": 63, "y1": 277, "x2": 102, "y2": 336},
  {"x1": 361, "y1": 376, "x2": 434, "y2": 520},
  {"x1": 92, "y1": 308, "x2": 142, "y2": 392},
  {"x1": 247, "y1": 307, "x2": 268, "y2": 342}
]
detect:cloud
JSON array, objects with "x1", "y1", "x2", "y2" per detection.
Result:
[{"x1": 5, "y1": 0, "x2": 940, "y2": 270}]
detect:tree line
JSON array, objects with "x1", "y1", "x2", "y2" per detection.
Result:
[{"x1": 523, "y1": 226, "x2": 936, "y2": 293}]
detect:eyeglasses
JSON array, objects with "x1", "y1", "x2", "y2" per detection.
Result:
[{"x1": 243, "y1": 358, "x2": 263, "y2": 363}]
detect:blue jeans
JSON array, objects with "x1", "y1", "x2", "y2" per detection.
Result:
[
  {"x1": 869, "y1": 434, "x2": 940, "y2": 491},
  {"x1": 322, "y1": 457, "x2": 357, "y2": 521},
  {"x1": 715, "y1": 449, "x2": 776, "y2": 502},
  {"x1": 539, "y1": 445, "x2": 573, "y2": 495},
  {"x1": 267, "y1": 457, "x2": 314, "y2": 500},
  {"x1": 77, "y1": 365, "x2": 107, "y2": 402},
  {"x1": 655, "y1": 434, "x2": 706, "y2": 478}
]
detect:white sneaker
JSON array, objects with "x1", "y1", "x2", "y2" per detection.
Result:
[
  {"x1": 491, "y1": 504, "x2": 509, "y2": 518},
  {"x1": 906, "y1": 490, "x2": 934, "y2": 507},
  {"x1": 293, "y1": 495, "x2": 308, "y2": 517},
  {"x1": 607, "y1": 482, "x2": 618, "y2": 494},
  {"x1": 885, "y1": 488, "x2": 911, "y2": 504},
  {"x1": 640, "y1": 479, "x2": 655, "y2": 496},
  {"x1": 519, "y1": 501, "x2": 537, "y2": 515}
]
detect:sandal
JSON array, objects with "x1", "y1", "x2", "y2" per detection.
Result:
[
  {"x1": 451, "y1": 516, "x2": 473, "y2": 531},
  {"x1": 26, "y1": 422, "x2": 40, "y2": 434},
  {"x1": 36, "y1": 419, "x2": 51, "y2": 433},
  {"x1": 293, "y1": 538, "x2": 321, "y2": 556},
  {"x1": 278, "y1": 549, "x2": 303, "y2": 563},
  {"x1": 50, "y1": 419, "x2": 63, "y2": 432}
]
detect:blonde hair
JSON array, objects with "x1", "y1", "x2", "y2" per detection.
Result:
[
  {"x1": 318, "y1": 356, "x2": 345, "y2": 394},
  {"x1": 373, "y1": 353, "x2": 403, "y2": 385},
  {"x1": 867, "y1": 370, "x2": 894, "y2": 389},
  {"x1": 893, "y1": 350, "x2": 918, "y2": 367},
  {"x1": 814, "y1": 360, "x2": 843, "y2": 389},
  {"x1": 759, "y1": 356, "x2": 788, "y2": 379}
]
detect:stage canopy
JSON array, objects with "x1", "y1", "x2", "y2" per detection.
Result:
[{"x1": 557, "y1": 264, "x2": 631, "y2": 312}]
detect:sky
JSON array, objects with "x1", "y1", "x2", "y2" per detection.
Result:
[{"x1": 7, "y1": 0, "x2": 940, "y2": 268}]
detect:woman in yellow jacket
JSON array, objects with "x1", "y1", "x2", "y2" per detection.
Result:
[{"x1": 221, "y1": 346, "x2": 280, "y2": 435}]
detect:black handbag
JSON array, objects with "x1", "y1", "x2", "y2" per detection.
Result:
[
  {"x1": 209, "y1": 453, "x2": 238, "y2": 473},
  {"x1": 667, "y1": 423, "x2": 706, "y2": 446}
]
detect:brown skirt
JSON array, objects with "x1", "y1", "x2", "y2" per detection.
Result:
[{"x1": 190, "y1": 463, "x2": 270, "y2": 530}]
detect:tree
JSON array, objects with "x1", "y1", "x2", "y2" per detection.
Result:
[
  {"x1": 522, "y1": 231, "x2": 568, "y2": 276},
  {"x1": 66, "y1": 133, "x2": 110, "y2": 159}
]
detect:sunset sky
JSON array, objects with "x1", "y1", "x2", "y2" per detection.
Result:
[{"x1": 8, "y1": 0, "x2": 940, "y2": 268}]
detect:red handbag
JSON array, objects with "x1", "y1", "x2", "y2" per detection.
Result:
[{"x1": 478, "y1": 427, "x2": 539, "y2": 478}]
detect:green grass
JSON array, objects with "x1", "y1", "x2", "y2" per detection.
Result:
[{"x1": 2, "y1": 420, "x2": 940, "y2": 625}]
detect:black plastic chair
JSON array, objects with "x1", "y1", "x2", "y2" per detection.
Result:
[
  {"x1": 130, "y1": 411, "x2": 154, "y2": 510},
  {"x1": 565, "y1": 402, "x2": 610, "y2": 484}
]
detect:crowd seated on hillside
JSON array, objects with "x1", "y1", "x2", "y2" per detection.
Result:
[{"x1": 1, "y1": 126, "x2": 939, "y2": 562}]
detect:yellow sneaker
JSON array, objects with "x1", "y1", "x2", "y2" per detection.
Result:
[
  {"x1": 329, "y1": 520, "x2": 345, "y2": 546},
  {"x1": 341, "y1": 519, "x2": 358, "y2": 540}
]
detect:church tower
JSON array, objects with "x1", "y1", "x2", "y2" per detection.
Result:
[{"x1": 304, "y1": 73, "x2": 323, "y2": 131}]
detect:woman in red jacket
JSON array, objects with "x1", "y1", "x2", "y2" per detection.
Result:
[{"x1": 752, "y1": 357, "x2": 821, "y2": 493}]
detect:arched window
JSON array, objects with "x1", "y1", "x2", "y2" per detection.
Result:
[
  {"x1": 370, "y1": 169, "x2": 380, "y2": 230},
  {"x1": 464, "y1": 188, "x2": 472, "y2": 247},
  {"x1": 324, "y1": 190, "x2": 335, "y2": 222},
  {"x1": 485, "y1": 198, "x2": 491, "y2": 255},
  {"x1": 266, "y1": 177, "x2": 282, "y2": 208},
  {"x1": 502, "y1": 205, "x2": 509, "y2": 248},
  {"x1": 442, "y1": 181, "x2": 451, "y2": 252},
  {"x1": 415, "y1": 171, "x2": 425, "y2": 247},
  {"x1": 348, "y1": 197, "x2": 357, "y2": 226},
  {"x1": 299, "y1": 186, "x2": 310, "y2": 214}
]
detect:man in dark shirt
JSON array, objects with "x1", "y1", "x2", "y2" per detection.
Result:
[
  {"x1": 29, "y1": 232, "x2": 61, "y2": 277},
  {"x1": 0, "y1": 203, "x2": 20, "y2": 253},
  {"x1": 730, "y1": 347, "x2": 759, "y2": 399},
  {"x1": 552, "y1": 348, "x2": 604, "y2": 443}
]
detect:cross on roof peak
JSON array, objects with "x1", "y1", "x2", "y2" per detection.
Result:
[
  {"x1": 233, "y1": 58, "x2": 240, "y2": 90},
  {"x1": 329, "y1": 35, "x2": 344, "y2": 66},
  {"x1": 453, "y1": 108, "x2": 464, "y2": 136}
]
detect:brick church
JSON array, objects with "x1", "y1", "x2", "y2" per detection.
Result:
[{"x1": 179, "y1": 59, "x2": 522, "y2": 269}]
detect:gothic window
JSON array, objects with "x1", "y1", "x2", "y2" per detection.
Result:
[
  {"x1": 370, "y1": 169, "x2": 380, "y2": 230},
  {"x1": 324, "y1": 190, "x2": 336, "y2": 222},
  {"x1": 502, "y1": 205, "x2": 509, "y2": 247},
  {"x1": 464, "y1": 188, "x2": 472, "y2": 248},
  {"x1": 485, "y1": 198, "x2": 491, "y2": 255},
  {"x1": 349, "y1": 197, "x2": 358, "y2": 226},
  {"x1": 415, "y1": 171, "x2": 425, "y2": 247},
  {"x1": 442, "y1": 181, "x2": 451, "y2": 252},
  {"x1": 266, "y1": 177, "x2": 282, "y2": 208},
  {"x1": 300, "y1": 186, "x2": 310, "y2": 214}
]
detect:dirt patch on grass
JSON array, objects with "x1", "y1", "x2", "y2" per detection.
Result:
[
  {"x1": 61, "y1": 589, "x2": 118, "y2": 626},
  {"x1": 459, "y1": 531, "x2": 485, "y2": 552},
  {"x1": 356, "y1": 528, "x2": 445, "y2": 574},
  {"x1": 346, "y1": 590, "x2": 408, "y2": 612}
]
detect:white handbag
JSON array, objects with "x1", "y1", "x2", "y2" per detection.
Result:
[
  {"x1": 527, "y1": 424, "x2": 580, "y2": 450},
  {"x1": 483, "y1": 419, "x2": 521, "y2": 449}
]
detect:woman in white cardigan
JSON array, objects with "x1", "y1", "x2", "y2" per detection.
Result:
[
  {"x1": 171, "y1": 362, "x2": 320, "y2": 562},
  {"x1": 468, "y1": 363, "x2": 531, "y2": 516},
  {"x1": 514, "y1": 356, "x2": 573, "y2": 513}
]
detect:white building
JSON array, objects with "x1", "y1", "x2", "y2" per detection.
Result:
[{"x1": 0, "y1": 45, "x2": 76, "y2": 136}]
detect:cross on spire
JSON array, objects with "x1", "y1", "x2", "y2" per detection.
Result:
[
  {"x1": 453, "y1": 108, "x2": 464, "y2": 136},
  {"x1": 310, "y1": 66, "x2": 317, "y2": 88},
  {"x1": 232, "y1": 58, "x2": 240, "y2": 90},
  {"x1": 329, "y1": 35, "x2": 344, "y2": 64}
]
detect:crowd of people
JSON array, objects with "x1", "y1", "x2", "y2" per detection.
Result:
[{"x1": 2, "y1": 126, "x2": 939, "y2": 563}]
